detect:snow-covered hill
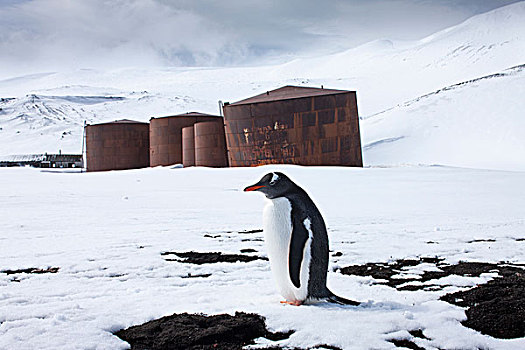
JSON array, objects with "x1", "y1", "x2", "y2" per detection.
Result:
[
  {"x1": 0, "y1": 91, "x2": 200, "y2": 155},
  {"x1": 362, "y1": 64, "x2": 525, "y2": 171},
  {"x1": 0, "y1": 2, "x2": 524, "y2": 170}
]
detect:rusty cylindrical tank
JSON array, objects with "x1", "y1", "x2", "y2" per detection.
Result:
[
  {"x1": 149, "y1": 112, "x2": 223, "y2": 167},
  {"x1": 182, "y1": 126, "x2": 195, "y2": 167},
  {"x1": 85, "y1": 120, "x2": 150, "y2": 172},
  {"x1": 194, "y1": 120, "x2": 228, "y2": 167},
  {"x1": 222, "y1": 85, "x2": 363, "y2": 167}
]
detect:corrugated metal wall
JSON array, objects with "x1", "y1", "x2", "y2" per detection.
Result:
[
  {"x1": 149, "y1": 114, "x2": 222, "y2": 167},
  {"x1": 182, "y1": 126, "x2": 195, "y2": 167},
  {"x1": 223, "y1": 89, "x2": 362, "y2": 167},
  {"x1": 84, "y1": 88, "x2": 362, "y2": 170},
  {"x1": 194, "y1": 120, "x2": 228, "y2": 167},
  {"x1": 85, "y1": 121, "x2": 150, "y2": 172}
]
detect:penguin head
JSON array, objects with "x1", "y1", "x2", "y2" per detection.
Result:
[{"x1": 244, "y1": 172, "x2": 295, "y2": 199}]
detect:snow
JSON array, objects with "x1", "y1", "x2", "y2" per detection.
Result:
[
  {"x1": 0, "y1": 2, "x2": 524, "y2": 170},
  {"x1": 1, "y1": 165, "x2": 525, "y2": 349},
  {"x1": 362, "y1": 65, "x2": 525, "y2": 171}
]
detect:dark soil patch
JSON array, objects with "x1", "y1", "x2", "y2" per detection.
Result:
[
  {"x1": 161, "y1": 251, "x2": 267, "y2": 264},
  {"x1": 242, "y1": 238, "x2": 264, "y2": 242},
  {"x1": 441, "y1": 268, "x2": 525, "y2": 339},
  {"x1": 515, "y1": 238, "x2": 525, "y2": 241},
  {"x1": 338, "y1": 258, "x2": 523, "y2": 292},
  {"x1": 240, "y1": 248, "x2": 258, "y2": 253},
  {"x1": 204, "y1": 234, "x2": 221, "y2": 239},
  {"x1": 1, "y1": 267, "x2": 59, "y2": 275},
  {"x1": 338, "y1": 257, "x2": 444, "y2": 290},
  {"x1": 397, "y1": 284, "x2": 454, "y2": 292},
  {"x1": 388, "y1": 339, "x2": 425, "y2": 350},
  {"x1": 408, "y1": 329, "x2": 429, "y2": 340},
  {"x1": 341, "y1": 258, "x2": 525, "y2": 339},
  {"x1": 115, "y1": 311, "x2": 293, "y2": 350},
  {"x1": 181, "y1": 273, "x2": 212, "y2": 279},
  {"x1": 332, "y1": 252, "x2": 343, "y2": 257},
  {"x1": 239, "y1": 229, "x2": 263, "y2": 234},
  {"x1": 467, "y1": 239, "x2": 496, "y2": 243},
  {"x1": 309, "y1": 345, "x2": 342, "y2": 350}
]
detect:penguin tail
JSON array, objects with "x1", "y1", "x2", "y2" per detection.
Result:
[{"x1": 326, "y1": 292, "x2": 360, "y2": 306}]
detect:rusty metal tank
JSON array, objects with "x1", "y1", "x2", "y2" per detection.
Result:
[
  {"x1": 149, "y1": 112, "x2": 222, "y2": 167},
  {"x1": 222, "y1": 85, "x2": 363, "y2": 167},
  {"x1": 182, "y1": 125, "x2": 195, "y2": 167},
  {"x1": 85, "y1": 119, "x2": 149, "y2": 172},
  {"x1": 194, "y1": 120, "x2": 228, "y2": 167}
]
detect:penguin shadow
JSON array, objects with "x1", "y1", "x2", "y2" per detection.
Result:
[
  {"x1": 353, "y1": 300, "x2": 407, "y2": 311},
  {"x1": 311, "y1": 301, "x2": 430, "y2": 349},
  {"x1": 311, "y1": 299, "x2": 406, "y2": 312}
]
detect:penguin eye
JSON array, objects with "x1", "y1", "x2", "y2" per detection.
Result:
[{"x1": 269, "y1": 173, "x2": 279, "y2": 186}]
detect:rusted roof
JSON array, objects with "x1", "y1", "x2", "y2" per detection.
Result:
[
  {"x1": 89, "y1": 119, "x2": 148, "y2": 125},
  {"x1": 44, "y1": 154, "x2": 83, "y2": 162},
  {"x1": 151, "y1": 112, "x2": 221, "y2": 120},
  {"x1": 227, "y1": 85, "x2": 351, "y2": 106},
  {"x1": 0, "y1": 154, "x2": 45, "y2": 162}
]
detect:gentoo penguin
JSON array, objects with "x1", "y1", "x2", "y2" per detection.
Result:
[{"x1": 244, "y1": 172, "x2": 359, "y2": 306}]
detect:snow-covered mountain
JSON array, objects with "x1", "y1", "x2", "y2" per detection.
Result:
[
  {"x1": 363, "y1": 64, "x2": 525, "y2": 171},
  {"x1": 0, "y1": 2, "x2": 524, "y2": 170}
]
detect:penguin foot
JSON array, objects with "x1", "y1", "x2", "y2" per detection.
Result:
[{"x1": 280, "y1": 300, "x2": 302, "y2": 306}]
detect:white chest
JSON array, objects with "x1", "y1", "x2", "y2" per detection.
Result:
[
  {"x1": 263, "y1": 197, "x2": 293, "y2": 263},
  {"x1": 263, "y1": 197, "x2": 311, "y2": 302}
]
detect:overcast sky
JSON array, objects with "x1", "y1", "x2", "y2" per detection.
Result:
[{"x1": 0, "y1": 0, "x2": 521, "y2": 74}]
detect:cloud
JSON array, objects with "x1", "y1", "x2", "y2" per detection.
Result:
[
  {"x1": 0, "y1": 0, "x2": 248, "y2": 74},
  {"x1": 0, "y1": 0, "x2": 521, "y2": 76}
]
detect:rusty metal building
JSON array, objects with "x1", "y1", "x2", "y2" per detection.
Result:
[
  {"x1": 149, "y1": 112, "x2": 223, "y2": 167},
  {"x1": 222, "y1": 85, "x2": 363, "y2": 167},
  {"x1": 194, "y1": 120, "x2": 228, "y2": 167},
  {"x1": 85, "y1": 120, "x2": 149, "y2": 172}
]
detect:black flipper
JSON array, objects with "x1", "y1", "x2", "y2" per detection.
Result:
[
  {"x1": 326, "y1": 292, "x2": 360, "y2": 306},
  {"x1": 288, "y1": 215, "x2": 309, "y2": 288}
]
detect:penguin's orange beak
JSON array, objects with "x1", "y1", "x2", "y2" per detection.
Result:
[{"x1": 244, "y1": 185, "x2": 265, "y2": 192}]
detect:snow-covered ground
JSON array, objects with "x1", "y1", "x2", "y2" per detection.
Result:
[
  {"x1": 1, "y1": 2, "x2": 524, "y2": 170},
  {"x1": 1, "y1": 165, "x2": 525, "y2": 349}
]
